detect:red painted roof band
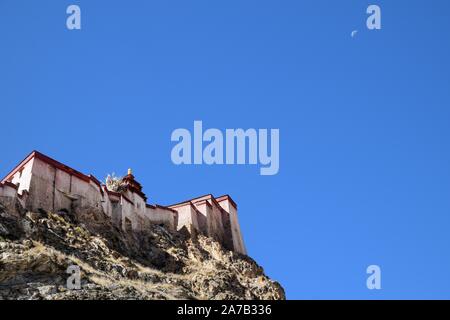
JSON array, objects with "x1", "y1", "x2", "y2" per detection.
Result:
[{"x1": 1, "y1": 151, "x2": 236, "y2": 213}]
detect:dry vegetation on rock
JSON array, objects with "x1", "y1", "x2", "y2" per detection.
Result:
[{"x1": 0, "y1": 201, "x2": 285, "y2": 300}]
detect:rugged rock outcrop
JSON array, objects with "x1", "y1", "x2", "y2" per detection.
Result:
[{"x1": 0, "y1": 201, "x2": 284, "y2": 300}]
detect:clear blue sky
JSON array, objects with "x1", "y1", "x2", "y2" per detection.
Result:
[{"x1": 1, "y1": 1, "x2": 450, "y2": 299}]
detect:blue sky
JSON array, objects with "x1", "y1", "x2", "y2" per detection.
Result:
[{"x1": 1, "y1": 1, "x2": 450, "y2": 299}]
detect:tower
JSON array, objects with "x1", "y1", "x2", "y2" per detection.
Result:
[{"x1": 121, "y1": 168, "x2": 147, "y2": 202}]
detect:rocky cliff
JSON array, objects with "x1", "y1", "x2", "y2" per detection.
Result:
[{"x1": 0, "y1": 201, "x2": 285, "y2": 300}]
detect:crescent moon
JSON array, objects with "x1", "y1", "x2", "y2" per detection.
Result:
[{"x1": 351, "y1": 30, "x2": 358, "y2": 38}]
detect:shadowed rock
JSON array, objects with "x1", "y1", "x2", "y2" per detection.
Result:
[{"x1": 0, "y1": 201, "x2": 285, "y2": 300}]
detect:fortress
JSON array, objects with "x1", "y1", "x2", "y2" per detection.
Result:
[{"x1": 0, "y1": 151, "x2": 246, "y2": 255}]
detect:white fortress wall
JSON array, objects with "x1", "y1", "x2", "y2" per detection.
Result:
[
  {"x1": 0, "y1": 183, "x2": 19, "y2": 212},
  {"x1": 53, "y1": 166, "x2": 73, "y2": 213},
  {"x1": 193, "y1": 199, "x2": 226, "y2": 245},
  {"x1": 120, "y1": 196, "x2": 137, "y2": 231},
  {"x1": 207, "y1": 199, "x2": 227, "y2": 246},
  {"x1": 69, "y1": 176, "x2": 103, "y2": 210},
  {"x1": 110, "y1": 201, "x2": 122, "y2": 226},
  {"x1": 126, "y1": 190, "x2": 146, "y2": 220},
  {"x1": 103, "y1": 190, "x2": 122, "y2": 225},
  {"x1": 135, "y1": 192, "x2": 147, "y2": 218},
  {"x1": 1, "y1": 152, "x2": 247, "y2": 255},
  {"x1": 217, "y1": 196, "x2": 246, "y2": 255},
  {"x1": 169, "y1": 202, "x2": 201, "y2": 233},
  {"x1": 101, "y1": 189, "x2": 114, "y2": 219},
  {"x1": 28, "y1": 157, "x2": 105, "y2": 214},
  {"x1": 145, "y1": 205, "x2": 177, "y2": 231},
  {"x1": 192, "y1": 201, "x2": 210, "y2": 236},
  {"x1": 26, "y1": 157, "x2": 59, "y2": 212},
  {"x1": 0, "y1": 183, "x2": 17, "y2": 198},
  {"x1": 8, "y1": 157, "x2": 35, "y2": 196}
]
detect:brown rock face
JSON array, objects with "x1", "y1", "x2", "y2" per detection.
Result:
[{"x1": 0, "y1": 201, "x2": 285, "y2": 300}]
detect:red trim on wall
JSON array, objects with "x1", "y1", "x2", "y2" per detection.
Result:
[
  {"x1": 121, "y1": 194, "x2": 134, "y2": 205},
  {"x1": 1, "y1": 151, "x2": 36, "y2": 183},
  {"x1": 167, "y1": 193, "x2": 214, "y2": 208},
  {"x1": 215, "y1": 195, "x2": 238, "y2": 209},
  {"x1": 2, "y1": 181, "x2": 18, "y2": 190},
  {"x1": 2, "y1": 151, "x2": 235, "y2": 218},
  {"x1": 104, "y1": 186, "x2": 121, "y2": 198},
  {"x1": 155, "y1": 204, "x2": 177, "y2": 213},
  {"x1": 189, "y1": 201, "x2": 204, "y2": 217},
  {"x1": 1, "y1": 151, "x2": 106, "y2": 196},
  {"x1": 168, "y1": 194, "x2": 238, "y2": 210},
  {"x1": 146, "y1": 203, "x2": 177, "y2": 213},
  {"x1": 194, "y1": 199, "x2": 213, "y2": 208},
  {"x1": 168, "y1": 202, "x2": 192, "y2": 209},
  {"x1": 88, "y1": 175, "x2": 104, "y2": 196}
]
